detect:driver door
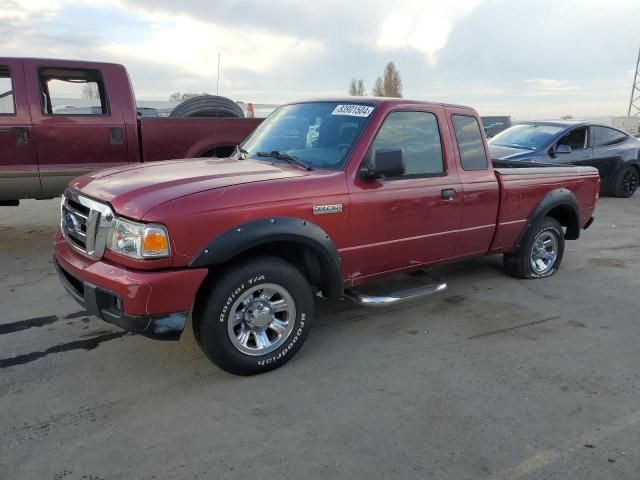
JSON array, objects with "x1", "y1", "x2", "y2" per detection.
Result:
[{"x1": 346, "y1": 107, "x2": 463, "y2": 280}]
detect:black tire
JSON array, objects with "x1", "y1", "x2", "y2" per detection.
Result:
[
  {"x1": 170, "y1": 95, "x2": 244, "y2": 118},
  {"x1": 193, "y1": 256, "x2": 314, "y2": 375},
  {"x1": 612, "y1": 165, "x2": 639, "y2": 198},
  {"x1": 503, "y1": 217, "x2": 565, "y2": 279}
]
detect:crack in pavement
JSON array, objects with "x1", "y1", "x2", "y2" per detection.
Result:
[
  {"x1": 0, "y1": 310, "x2": 90, "y2": 336},
  {"x1": 467, "y1": 316, "x2": 561, "y2": 340},
  {"x1": 0, "y1": 331, "x2": 130, "y2": 369}
]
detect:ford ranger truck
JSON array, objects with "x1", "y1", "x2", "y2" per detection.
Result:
[{"x1": 53, "y1": 99, "x2": 600, "y2": 375}]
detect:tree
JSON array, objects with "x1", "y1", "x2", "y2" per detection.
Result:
[
  {"x1": 348, "y1": 78, "x2": 366, "y2": 96},
  {"x1": 169, "y1": 92, "x2": 182, "y2": 101},
  {"x1": 372, "y1": 77, "x2": 385, "y2": 96},
  {"x1": 371, "y1": 61, "x2": 403, "y2": 97},
  {"x1": 561, "y1": 114, "x2": 574, "y2": 120},
  {"x1": 81, "y1": 83, "x2": 99, "y2": 100},
  {"x1": 382, "y1": 61, "x2": 402, "y2": 97}
]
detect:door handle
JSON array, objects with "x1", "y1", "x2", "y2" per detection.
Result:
[
  {"x1": 441, "y1": 188, "x2": 456, "y2": 200},
  {"x1": 12, "y1": 127, "x2": 29, "y2": 145}
]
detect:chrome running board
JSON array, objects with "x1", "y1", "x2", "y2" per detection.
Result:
[{"x1": 345, "y1": 271, "x2": 447, "y2": 307}]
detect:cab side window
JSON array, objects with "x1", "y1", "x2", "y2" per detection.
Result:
[
  {"x1": 371, "y1": 111, "x2": 444, "y2": 178},
  {"x1": 0, "y1": 65, "x2": 16, "y2": 115},
  {"x1": 452, "y1": 115, "x2": 488, "y2": 170},
  {"x1": 592, "y1": 126, "x2": 627, "y2": 148},
  {"x1": 558, "y1": 127, "x2": 587, "y2": 150},
  {"x1": 38, "y1": 67, "x2": 108, "y2": 115}
]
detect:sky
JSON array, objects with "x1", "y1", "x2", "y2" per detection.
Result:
[{"x1": 1, "y1": 0, "x2": 639, "y2": 118}]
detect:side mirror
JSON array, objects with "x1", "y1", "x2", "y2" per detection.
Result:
[
  {"x1": 361, "y1": 149, "x2": 405, "y2": 180},
  {"x1": 556, "y1": 144, "x2": 572, "y2": 154}
]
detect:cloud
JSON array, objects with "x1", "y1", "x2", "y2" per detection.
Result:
[
  {"x1": 0, "y1": 0, "x2": 639, "y2": 117},
  {"x1": 524, "y1": 79, "x2": 580, "y2": 97},
  {"x1": 102, "y1": 11, "x2": 323, "y2": 78},
  {"x1": 375, "y1": 0, "x2": 481, "y2": 62}
]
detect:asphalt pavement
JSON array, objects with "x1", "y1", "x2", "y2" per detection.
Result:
[{"x1": 1, "y1": 195, "x2": 639, "y2": 479}]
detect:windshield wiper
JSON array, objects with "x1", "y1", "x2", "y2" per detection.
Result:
[{"x1": 257, "y1": 151, "x2": 313, "y2": 171}]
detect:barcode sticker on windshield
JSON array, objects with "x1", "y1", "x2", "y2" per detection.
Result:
[{"x1": 332, "y1": 105, "x2": 375, "y2": 117}]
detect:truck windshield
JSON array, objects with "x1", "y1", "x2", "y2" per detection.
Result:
[
  {"x1": 239, "y1": 102, "x2": 375, "y2": 170},
  {"x1": 489, "y1": 124, "x2": 564, "y2": 150}
]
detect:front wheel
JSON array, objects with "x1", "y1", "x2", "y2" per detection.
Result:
[
  {"x1": 194, "y1": 256, "x2": 314, "y2": 375},
  {"x1": 503, "y1": 217, "x2": 565, "y2": 279}
]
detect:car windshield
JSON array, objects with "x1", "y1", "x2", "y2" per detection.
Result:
[
  {"x1": 239, "y1": 102, "x2": 375, "y2": 170},
  {"x1": 489, "y1": 124, "x2": 564, "y2": 150}
]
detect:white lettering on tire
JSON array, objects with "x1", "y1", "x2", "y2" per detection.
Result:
[
  {"x1": 219, "y1": 282, "x2": 245, "y2": 322},
  {"x1": 257, "y1": 313, "x2": 306, "y2": 366}
]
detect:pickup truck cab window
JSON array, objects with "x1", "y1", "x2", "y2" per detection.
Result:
[
  {"x1": 0, "y1": 65, "x2": 15, "y2": 115},
  {"x1": 240, "y1": 101, "x2": 374, "y2": 170},
  {"x1": 452, "y1": 115, "x2": 488, "y2": 170},
  {"x1": 38, "y1": 67, "x2": 108, "y2": 116},
  {"x1": 371, "y1": 111, "x2": 444, "y2": 178}
]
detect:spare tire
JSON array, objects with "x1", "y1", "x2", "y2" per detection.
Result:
[{"x1": 170, "y1": 95, "x2": 244, "y2": 118}]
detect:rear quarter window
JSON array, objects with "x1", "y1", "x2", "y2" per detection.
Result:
[
  {"x1": 452, "y1": 115, "x2": 488, "y2": 170},
  {"x1": 592, "y1": 126, "x2": 628, "y2": 148}
]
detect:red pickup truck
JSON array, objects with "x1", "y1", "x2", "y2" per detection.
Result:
[
  {"x1": 53, "y1": 98, "x2": 600, "y2": 375},
  {"x1": 0, "y1": 58, "x2": 260, "y2": 205}
]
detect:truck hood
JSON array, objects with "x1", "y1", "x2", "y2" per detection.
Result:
[
  {"x1": 489, "y1": 144, "x2": 538, "y2": 160},
  {"x1": 70, "y1": 158, "x2": 305, "y2": 219}
]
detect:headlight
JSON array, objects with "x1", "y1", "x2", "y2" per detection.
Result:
[{"x1": 108, "y1": 217, "x2": 170, "y2": 259}]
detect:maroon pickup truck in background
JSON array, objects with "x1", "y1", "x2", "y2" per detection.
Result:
[
  {"x1": 53, "y1": 98, "x2": 600, "y2": 375},
  {"x1": 0, "y1": 57, "x2": 261, "y2": 205}
]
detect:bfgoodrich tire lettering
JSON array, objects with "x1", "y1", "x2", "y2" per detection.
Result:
[
  {"x1": 194, "y1": 256, "x2": 314, "y2": 375},
  {"x1": 503, "y1": 218, "x2": 565, "y2": 279}
]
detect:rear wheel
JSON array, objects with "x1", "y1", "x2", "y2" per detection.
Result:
[
  {"x1": 194, "y1": 256, "x2": 314, "y2": 375},
  {"x1": 504, "y1": 217, "x2": 565, "y2": 279},
  {"x1": 613, "y1": 165, "x2": 639, "y2": 198}
]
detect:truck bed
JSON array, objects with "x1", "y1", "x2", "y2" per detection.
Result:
[
  {"x1": 139, "y1": 117, "x2": 263, "y2": 162},
  {"x1": 490, "y1": 163, "x2": 600, "y2": 253}
]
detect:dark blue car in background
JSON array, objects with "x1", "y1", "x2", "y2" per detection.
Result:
[{"x1": 489, "y1": 121, "x2": 640, "y2": 197}]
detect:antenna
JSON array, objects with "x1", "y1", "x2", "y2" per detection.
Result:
[
  {"x1": 216, "y1": 52, "x2": 221, "y2": 96},
  {"x1": 628, "y1": 45, "x2": 640, "y2": 117}
]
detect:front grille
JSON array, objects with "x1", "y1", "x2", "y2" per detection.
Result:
[
  {"x1": 62, "y1": 199, "x2": 89, "y2": 249},
  {"x1": 61, "y1": 190, "x2": 114, "y2": 259}
]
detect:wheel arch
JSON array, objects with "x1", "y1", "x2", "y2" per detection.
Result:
[
  {"x1": 190, "y1": 217, "x2": 343, "y2": 300},
  {"x1": 517, "y1": 188, "x2": 581, "y2": 248}
]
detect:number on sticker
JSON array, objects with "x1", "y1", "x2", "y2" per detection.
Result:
[{"x1": 332, "y1": 105, "x2": 375, "y2": 117}]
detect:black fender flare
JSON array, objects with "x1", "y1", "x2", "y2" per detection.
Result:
[
  {"x1": 189, "y1": 217, "x2": 343, "y2": 300},
  {"x1": 516, "y1": 188, "x2": 581, "y2": 249}
]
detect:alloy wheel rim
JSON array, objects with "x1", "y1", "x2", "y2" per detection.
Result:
[
  {"x1": 622, "y1": 169, "x2": 639, "y2": 196},
  {"x1": 530, "y1": 231, "x2": 558, "y2": 274},
  {"x1": 227, "y1": 283, "x2": 296, "y2": 356}
]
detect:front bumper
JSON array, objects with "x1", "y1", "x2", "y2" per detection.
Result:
[{"x1": 54, "y1": 230, "x2": 208, "y2": 340}]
